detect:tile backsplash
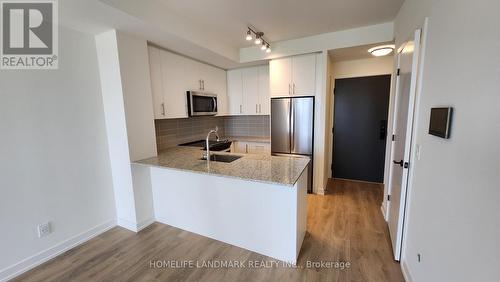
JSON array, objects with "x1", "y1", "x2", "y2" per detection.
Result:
[{"x1": 155, "y1": 115, "x2": 270, "y2": 151}]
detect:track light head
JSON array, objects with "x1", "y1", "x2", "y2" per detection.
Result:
[{"x1": 245, "y1": 30, "x2": 252, "y2": 41}]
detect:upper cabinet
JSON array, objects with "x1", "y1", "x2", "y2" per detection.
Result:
[
  {"x1": 147, "y1": 46, "x2": 227, "y2": 119},
  {"x1": 227, "y1": 65, "x2": 270, "y2": 116},
  {"x1": 270, "y1": 53, "x2": 316, "y2": 97},
  {"x1": 242, "y1": 67, "x2": 260, "y2": 115},
  {"x1": 258, "y1": 65, "x2": 270, "y2": 115},
  {"x1": 227, "y1": 69, "x2": 243, "y2": 115}
]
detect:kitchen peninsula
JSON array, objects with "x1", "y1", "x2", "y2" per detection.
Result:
[{"x1": 135, "y1": 147, "x2": 309, "y2": 263}]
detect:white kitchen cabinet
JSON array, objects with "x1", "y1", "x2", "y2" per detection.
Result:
[
  {"x1": 148, "y1": 46, "x2": 165, "y2": 119},
  {"x1": 160, "y1": 49, "x2": 189, "y2": 118},
  {"x1": 147, "y1": 46, "x2": 227, "y2": 119},
  {"x1": 242, "y1": 67, "x2": 260, "y2": 115},
  {"x1": 227, "y1": 69, "x2": 243, "y2": 115},
  {"x1": 232, "y1": 141, "x2": 271, "y2": 154},
  {"x1": 270, "y1": 53, "x2": 316, "y2": 97},
  {"x1": 213, "y1": 68, "x2": 228, "y2": 116},
  {"x1": 247, "y1": 142, "x2": 271, "y2": 154},
  {"x1": 270, "y1": 57, "x2": 292, "y2": 97},
  {"x1": 227, "y1": 65, "x2": 270, "y2": 116},
  {"x1": 291, "y1": 54, "x2": 316, "y2": 96},
  {"x1": 258, "y1": 65, "x2": 270, "y2": 115}
]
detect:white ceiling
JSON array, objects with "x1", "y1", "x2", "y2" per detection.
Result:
[
  {"x1": 328, "y1": 41, "x2": 395, "y2": 62},
  {"x1": 157, "y1": 0, "x2": 404, "y2": 48},
  {"x1": 60, "y1": 0, "x2": 402, "y2": 69}
]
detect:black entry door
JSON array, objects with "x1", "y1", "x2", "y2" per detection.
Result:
[{"x1": 333, "y1": 75, "x2": 391, "y2": 183}]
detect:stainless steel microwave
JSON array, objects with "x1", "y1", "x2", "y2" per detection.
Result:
[{"x1": 187, "y1": 91, "x2": 218, "y2": 116}]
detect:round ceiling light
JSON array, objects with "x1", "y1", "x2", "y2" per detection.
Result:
[{"x1": 368, "y1": 45, "x2": 395, "y2": 57}]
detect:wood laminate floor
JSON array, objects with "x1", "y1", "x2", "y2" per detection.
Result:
[{"x1": 13, "y1": 179, "x2": 404, "y2": 282}]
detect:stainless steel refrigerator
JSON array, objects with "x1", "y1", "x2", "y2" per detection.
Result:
[{"x1": 271, "y1": 97, "x2": 314, "y2": 193}]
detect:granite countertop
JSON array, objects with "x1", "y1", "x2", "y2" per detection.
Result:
[{"x1": 134, "y1": 146, "x2": 309, "y2": 186}]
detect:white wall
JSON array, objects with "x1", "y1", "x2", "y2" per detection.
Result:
[
  {"x1": 312, "y1": 52, "x2": 329, "y2": 194},
  {"x1": 332, "y1": 56, "x2": 393, "y2": 79},
  {"x1": 0, "y1": 27, "x2": 116, "y2": 280},
  {"x1": 95, "y1": 30, "x2": 157, "y2": 232},
  {"x1": 95, "y1": 30, "x2": 138, "y2": 231},
  {"x1": 394, "y1": 1, "x2": 500, "y2": 281},
  {"x1": 115, "y1": 32, "x2": 157, "y2": 162}
]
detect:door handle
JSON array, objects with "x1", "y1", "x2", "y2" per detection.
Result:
[
  {"x1": 202, "y1": 80, "x2": 205, "y2": 90},
  {"x1": 161, "y1": 103, "x2": 165, "y2": 116},
  {"x1": 393, "y1": 160, "x2": 403, "y2": 167}
]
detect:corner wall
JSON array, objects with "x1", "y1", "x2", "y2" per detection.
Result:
[
  {"x1": 0, "y1": 27, "x2": 116, "y2": 280},
  {"x1": 393, "y1": 0, "x2": 500, "y2": 281},
  {"x1": 95, "y1": 30, "x2": 157, "y2": 232}
]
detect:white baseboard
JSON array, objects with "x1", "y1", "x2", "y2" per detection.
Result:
[
  {"x1": 401, "y1": 260, "x2": 413, "y2": 282},
  {"x1": 116, "y1": 217, "x2": 139, "y2": 232},
  {"x1": 380, "y1": 204, "x2": 387, "y2": 221},
  {"x1": 0, "y1": 219, "x2": 116, "y2": 282},
  {"x1": 117, "y1": 217, "x2": 155, "y2": 232},
  {"x1": 136, "y1": 217, "x2": 155, "y2": 232}
]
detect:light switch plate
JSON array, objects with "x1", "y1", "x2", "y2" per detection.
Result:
[{"x1": 37, "y1": 222, "x2": 51, "y2": 238}]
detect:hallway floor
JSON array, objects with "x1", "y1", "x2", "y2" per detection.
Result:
[{"x1": 15, "y1": 179, "x2": 404, "y2": 281}]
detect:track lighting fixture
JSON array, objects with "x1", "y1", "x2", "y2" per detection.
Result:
[{"x1": 245, "y1": 27, "x2": 271, "y2": 53}]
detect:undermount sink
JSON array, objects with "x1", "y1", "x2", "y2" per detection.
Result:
[{"x1": 200, "y1": 154, "x2": 242, "y2": 163}]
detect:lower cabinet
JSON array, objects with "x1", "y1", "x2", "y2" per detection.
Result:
[{"x1": 231, "y1": 141, "x2": 271, "y2": 154}]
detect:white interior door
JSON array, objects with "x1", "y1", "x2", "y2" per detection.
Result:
[{"x1": 388, "y1": 29, "x2": 421, "y2": 261}]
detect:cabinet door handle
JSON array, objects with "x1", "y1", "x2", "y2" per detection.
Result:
[
  {"x1": 202, "y1": 80, "x2": 205, "y2": 90},
  {"x1": 161, "y1": 103, "x2": 166, "y2": 116},
  {"x1": 240, "y1": 105, "x2": 242, "y2": 114},
  {"x1": 259, "y1": 104, "x2": 261, "y2": 113},
  {"x1": 245, "y1": 144, "x2": 248, "y2": 153},
  {"x1": 293, "y1": 83, "x2": 296, "y2": 95},
  {"x1": 288, "y1": 83, "x2": 291, "y2": 95},
  {"x1": 199, "y1": 80, "x2": 202, "y2": 90},
  {"x1": 256, "y1": 104, "x2": 258, "y2": 113}
]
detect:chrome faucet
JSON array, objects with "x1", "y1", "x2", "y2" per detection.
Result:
[{"x1": 204, "y1": 126, "x2": 220, "y2": 162}]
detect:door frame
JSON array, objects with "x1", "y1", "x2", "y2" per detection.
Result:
[
  {"x1": 385, "y1": 19, "x2": 429, "y2": 261},
  {"x1": 331, "y1": 75, "x2": 392, "y2": 182}
]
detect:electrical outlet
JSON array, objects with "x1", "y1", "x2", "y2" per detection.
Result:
[{"x1": 37, "y1": 222, "x2": 51, "y2": 238}]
